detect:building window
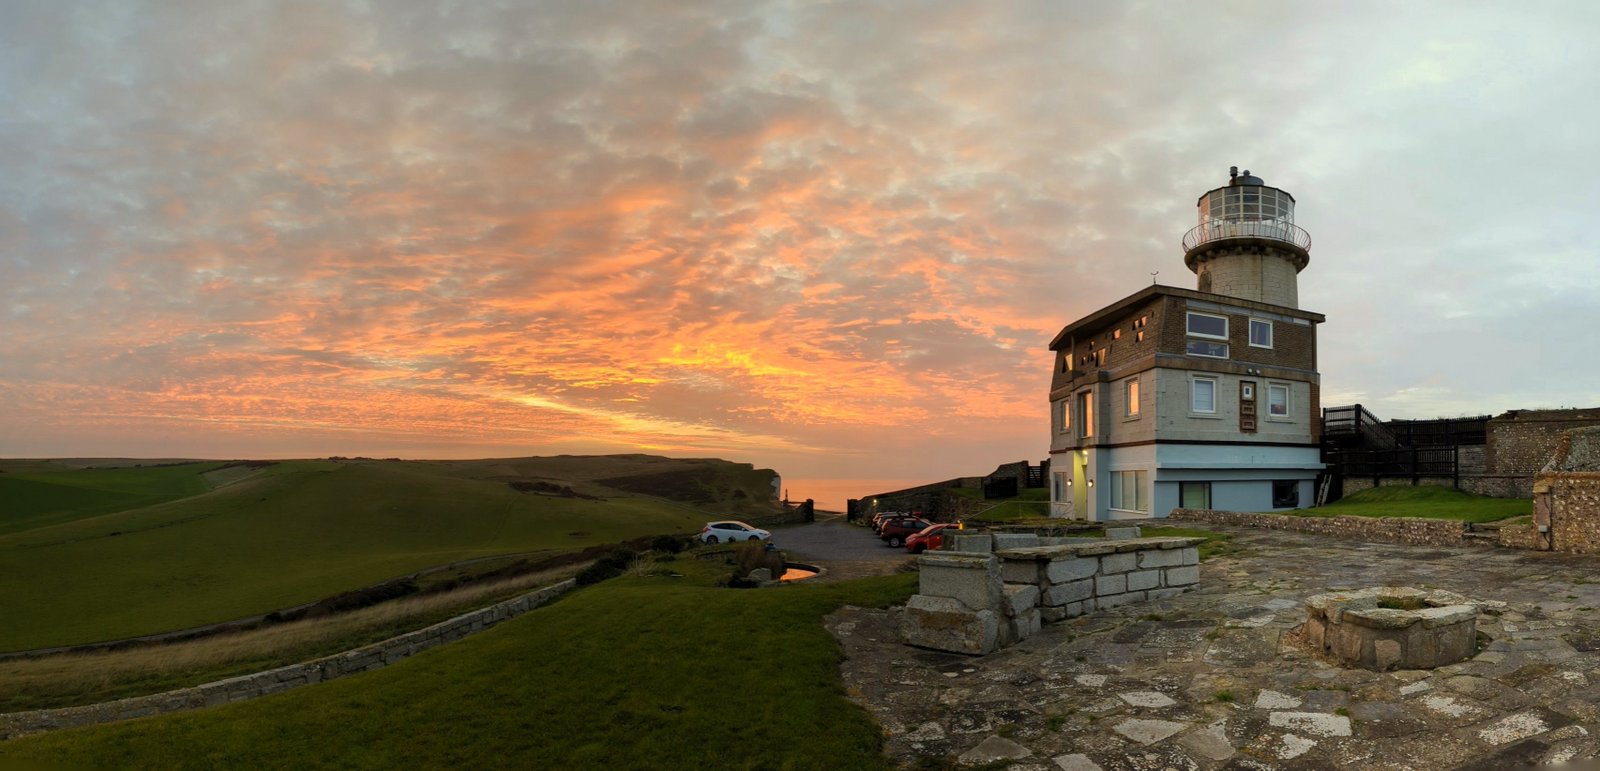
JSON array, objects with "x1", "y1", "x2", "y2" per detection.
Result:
[
  {"x1": 1272, "y1": 480, "x2": 1300, "y2": 509},
  {"x1": 1249, "y1": 318, "x2": 1273, "y2": 348},
  {"x1": 1124, "y1": 378, "x2": 1140, "y2": 417},
  {"x1": 1135, "y1": 330, "x2": 1145, "y2": 342},
  {"x1": 1267, "y1": 383, "x2": 1289, "y2": 417},
  {"x1": 1186, "y1": 311, "x2": 1228, "y2": 340},
  {"x1": 1191, "y1": 377, "x2": 1217, "y2": 413},
  {"x1": 1180, "y1": 481, "x2": 1211, "y2": 509},
  {"x1": 1186, "y1": 340, "x2": 1229, "y2": 359},
  {"x1": 1053, "y1": 472, "x2": 1067, "y2": 502},
  {"x1": 1077, "y1": 390, "x2": 1093, "y2": 438},
  {"x1": 1054, "y1": 400, "x2": 1070, "y2": 434},
  {"x1": 1092, "y1": 348, "x2": 1107, "y2": 367},
  {"x1": 1110, "y1": 470, "x2": 1148, "y2": 512}
]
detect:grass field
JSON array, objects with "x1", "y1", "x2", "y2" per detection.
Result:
[
  {"x1": 0, "y1": 460, "x2": 224, "y2": 534},
  {"x1": 0, "y1": 557, "x2": 918, "y2": 770},
  {"x1": 1282, "y1": 486, "x2": 1530, "y2": 523},
  {"x1": 0, "y1": 566, "x2": 582, "y2": 712},
  {"x1": 0, "y1": 457, "x2": 775, "y2": 651}
]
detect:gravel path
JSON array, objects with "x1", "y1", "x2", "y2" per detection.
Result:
[{"x1": 770, "y1": 517, "x2": 915, "y2": 582}]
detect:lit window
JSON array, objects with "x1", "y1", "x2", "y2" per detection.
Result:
[
  {"x1": 1191, "y1": 378, "x2": 1216, "y2": 413},
  {"x1": 1092, "y1": 348, "x2": 1107, "y2": 367},
  {"x1": 1110, "y1": 470, "x2": 1148, "y2": 512},
  {"x1": 1268, "y1": 384, "x2": 1289, "y2": 417},
  {"x1": 1124, "y1": 378, "x2": 1140, "y2": 417},
  {"x1": 1186, "y1": 311, "x2": 1228, "y2": 339},
  {"x1": 1054, "y1": 400, "x2": 1070, "y2": 433},
  {"x1": 1078, "y1": 390, "x2": 1093, "y2": 438},
  {"x1": 1249, "y1": 318, "x2": 1273, "y2": 348}
]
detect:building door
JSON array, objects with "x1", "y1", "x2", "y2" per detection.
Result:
[{"x1": 1072, "y1": 455, "x2": 1088, "y2": 519}]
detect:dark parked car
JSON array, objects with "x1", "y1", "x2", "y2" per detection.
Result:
[
  {"x1": 905, "y1": 523, "x2": 959, "y2": 554},
  {"x1": 878, "y1": 516, "x2": 933, "y2": 548}
]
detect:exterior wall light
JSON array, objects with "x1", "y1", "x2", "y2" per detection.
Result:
[{"x1": 1087, "y1": 479, "x2": 1095, "y2": 488}]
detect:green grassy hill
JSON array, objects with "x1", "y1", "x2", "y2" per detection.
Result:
[
  {"x1": 0, "y1": 460, "x2": 223, "y2": 534},
  {"x1": 0, "y1": 560, "x2": 916, "y2": 770},
  {"x1": 0, "y1": 456, "x2": 780, "y2": 651}
]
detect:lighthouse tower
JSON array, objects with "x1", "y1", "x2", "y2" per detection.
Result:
[{"x1": 1182, "y1": 167, "x2": 1311, "y2": 308}]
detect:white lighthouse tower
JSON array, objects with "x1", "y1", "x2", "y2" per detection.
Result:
[{"x1": 1182, "y1": 167, "x2": 1311, "y2": 309}]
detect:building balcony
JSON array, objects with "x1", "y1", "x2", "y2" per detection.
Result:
[{"x1": 1182, "y1": 220, "x2": 1311, "y2": 254}]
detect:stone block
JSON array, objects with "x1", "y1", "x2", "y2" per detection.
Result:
[
  {"x1": 1164, "y1": 565, "x2": 1200, "y2": 586},
  {"x1": 917, "y1": 552, "x2": 1002, "y2": 610},
  {"x1": 1064, "y1": 599, "x2": 1096, "y2": 618},
  {"x1": 1044, "y1": 579, "x2": 1094, "y2": 606},
  {"x1": 1003, "y1": 584, "x2": 1040, "y2": 617},
  {"x1": 1041, "y1": 606, "x2": 1068, "y2": 623},
  {"x1": 1095, "y1": 573, "x2": 1127, "y2": 596},
  {"x1": 1098, "y1": 591, "x2": 1146, "y2": 609},
  {"x1": 992, "y1": 533, "x2": 1041, "y2": 550},
  {"x1": 1147, "y1": 587, "x2": 1187, "y2": 600},
  {"x1": 1181, "y1": 547, "x2": 1200, "y2": 565},
  {"x1": 1105, "y1": 526, "x2": 1142, "y2": 539},
  {"x1": 1044, "y1": 555, "x2": 1099, "y2": 583},
  {"x1": 899, "y1": 594, "x2": 1000, "y2": 655},
  {"x1": 1137, "y1": 548, "x2": 1185, "y2": 568},
  {"x1": 1006, "y1": 608, "x2": 1042, "y2": 643},
  {"x1": 1126, "y1": 569, "x2": 1161, "y2": 592},
  {"x1": 946, "y1": 534, "x2": 993, "y2": 553},
  {"x1": 1000, "y1": 559, "x2": 1041, "y2": 585},
  {"x1": 1099, "y1": 552, "x2": 1137, "y2": 574}
]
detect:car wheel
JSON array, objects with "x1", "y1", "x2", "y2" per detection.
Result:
[
  {"x1": 889, "y1": 535, "x2": 903, "y2": 547},
  {"x1": 706, "y1": 535, "x2": 719, "y2": 544},
  {"x1": 748, "y1": 535, "x2": 759, "y2": 541}
]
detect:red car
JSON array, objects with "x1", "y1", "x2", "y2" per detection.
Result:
[
  {"x1": 878, "y1": 516, "x2": 932, "y2": 548},
  {"x1": 905, "y1": 523, "x2": 959, "y2": 554}
]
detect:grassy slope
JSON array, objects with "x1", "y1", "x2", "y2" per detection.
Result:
[
  {"x1": 1283, "y1": 485, "x2": 1531, "y2": 523},
  {"x1": 0, "y1": 561, "x2": 918, "y2": 770},
  {"x1": 0, "y1": 461, "x2": 223, "y2": 535},
  {"x1": 0, "y1": 460, "x2": 708, "y2": 651}
]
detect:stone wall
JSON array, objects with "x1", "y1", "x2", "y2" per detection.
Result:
[
  {"x1": 1544, "y1": 474, "x2": 1600, "y2": 554},
  {"x1": 1168, "y1": 508, "x2": 1472, "y2": 547},
  {"x1": 0, "y1": 579, "x2": 576, "y2": 740},
  {"x1": 899, "y1": 538, "x2": 1201, "y2": 655},
  {"x1": 1460, "y1": 474, "x2": 1529, "y2": 499},
  {"x1": 1486, "y1": 408, "x2": 1600, "y2": 477}
]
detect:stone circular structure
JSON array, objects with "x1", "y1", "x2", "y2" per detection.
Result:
[{"x1": 1301, "y1": 586, "x2": 1478, "y2": 671}]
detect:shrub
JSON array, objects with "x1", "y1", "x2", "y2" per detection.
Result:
[
  {"x1": 576, "y1": 549, "x2": 639, "y2": 586},
  {"x1": 732, "y1": 542, "x2": 785, "y2": 582},
  {"x1": 650, "y1": 535, "x2": 685, "y2": 554}
]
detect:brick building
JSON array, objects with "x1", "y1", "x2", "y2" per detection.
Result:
[{"x1": 1048, "y1": 169, "x2": 1325, "y2": 520}]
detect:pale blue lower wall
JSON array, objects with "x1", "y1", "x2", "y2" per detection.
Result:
[{"x1": 1056, "y1": 443, "x2": 1322, "y2": 521}]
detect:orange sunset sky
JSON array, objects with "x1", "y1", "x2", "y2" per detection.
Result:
[{"x1": 4, "y1": 2, "x2": 1599, "y2": 509}]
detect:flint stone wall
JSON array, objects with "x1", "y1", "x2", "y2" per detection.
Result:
[
  {"x1": 1169, "y1": 508, "x2": 1475, "y2": 547},
  {"x1": 0, "y1": 579, "x2": 576, "y2": 740}
]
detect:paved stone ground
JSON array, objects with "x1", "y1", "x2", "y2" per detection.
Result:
[{"x1": 827, "y1": 523, "x2": 1600, "y2": 770}]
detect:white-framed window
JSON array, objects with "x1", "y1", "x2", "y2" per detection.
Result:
[
  {"x1": 1186, "y1": 340, "x2": 1229, "y2": 359},
  {"x1": 1191, "y1": 377, "x2": 1217, "y2": 414},
  {"x1": 1110, "y1": 470, "x2": 1148, "y2": 512},
  {"x1": 1186, "y1": 311, "x2": 1228, "y2": 340},
  {"x1": 1124, "y1": 378, "x2": 1140, "y2": 417},
  {"x1": 1267, "y1": 383, "x2": 1290, "y2": 418},
  {"x1": 1249, "y1": 318, "x2": 1273, "y2": 348},
  {"x1": 1054, "y1": 399, "x2": 1070, "y2": 434},
  {"x1": 1077, "y1": 389, "x2": 1094, "y2": 438}
]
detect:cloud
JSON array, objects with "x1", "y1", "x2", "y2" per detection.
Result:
[{"x1": 3, "y1": 1, "x2": 1600, "y2": 503}]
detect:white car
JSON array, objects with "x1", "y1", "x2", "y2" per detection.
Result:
[{"x1": 699, "y1": 520, "x2": 772, "y2": 545}]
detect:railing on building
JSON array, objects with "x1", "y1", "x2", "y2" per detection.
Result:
[{"x1": 1182, "y1": 220, "x2": 1312, "y2": 253}]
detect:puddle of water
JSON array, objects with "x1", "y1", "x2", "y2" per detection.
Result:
[{"x1": 781, "y1": 564, "x2": 820, "y2": 582}]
